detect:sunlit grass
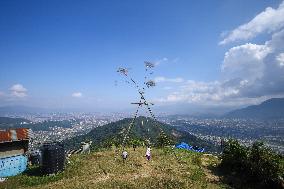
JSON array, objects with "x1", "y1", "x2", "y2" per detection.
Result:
[{"x1": 0, "y1": 147, "x2": 227, "y2": 189}]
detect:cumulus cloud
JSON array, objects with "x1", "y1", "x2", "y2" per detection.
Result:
[
  {"x1": 10, "y1": 84, "x2": 27, "y2": 98},
  {"x1": 156, "y1": 80, "x2": 242, "y2": 105},
  {"x1": 72, "y1": 92, "x2": 82, "y2": 98},
  {"x1": 156, "y1": 78, "x2": 280, "y2": 107},
  {"x1": 222, "y1": 43, "x2": 270, "y2": 79},
  {"x1": 222, "y1": 29, "x2": 284, "y2": 97},
  {"x1": 155, "y1": 76, "x2": 184, "y2": 83},
  {"x1": 276, "y1": 53, "x2": 284, "y2": 67},
  {"x1": 220, "y1": 1, "x2": 284, "y2": 45},
  {"x1": 157, "y1": 29, "x2": 284, "y2": 107},
  {"x1": 154, "y1": 1, "x2": 284, "y2": 109}
]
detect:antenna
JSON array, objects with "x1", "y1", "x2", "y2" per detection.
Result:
[
  {"x1": 117, "y1": 61, "x2": 170, "y2": 149},
  {"x1": 117, "y1": 61, "x2": 185, "y2": 166}
]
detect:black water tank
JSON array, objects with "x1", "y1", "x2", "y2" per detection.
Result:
[
  {"x1": 41, "y1": 142, "x2": 65, "y2": 175},
  {"x1": 30, "y1": 150, "x2": 42, "y2": 165}
]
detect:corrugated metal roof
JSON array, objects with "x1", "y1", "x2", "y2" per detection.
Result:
[{"x1": 0, "y1": 128, "x2": 30, "y2": 143}]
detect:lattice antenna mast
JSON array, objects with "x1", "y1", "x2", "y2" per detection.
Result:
[
  {"x1": 117, "y1": 62, "x2": 185, "y2": 166},
  {"x1": 117, "y1": 62, "x2": 169, "y2": 149}
]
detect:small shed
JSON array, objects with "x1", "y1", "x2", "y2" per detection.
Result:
[{"x1": 0, "y1": 128, "x2": 31, "y2": 177}]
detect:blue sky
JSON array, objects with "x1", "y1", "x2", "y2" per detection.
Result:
[{"x1": 1, "y1": 0, "x2": 284, "y2": 113}]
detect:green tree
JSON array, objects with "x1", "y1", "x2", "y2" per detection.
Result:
[
  {"x1": 221, "y1": 139, "x2": 249, "y2": 172},
  {"x1": 220, "y1": 139, "x2": 284, "y2": 188},
  {"x1": 248, "y1": 141, "x2": 284, "y2": 187},
  {"x1": 156, "y1": 133, "x2": 173, "y2": 148}
]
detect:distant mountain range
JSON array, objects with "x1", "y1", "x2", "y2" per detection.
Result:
[
  {"x1": 0, "y1": 117, "x2": 74, "y2": 131},
  {"x1": 0, "y1": 106, "x2": 51, "y2": 114},
  {"x1": 224, "y1": 98, "x2": 284, "y2": 119},
  {"x1": 64, "y1": 116, "x2": 219, "y2": 152},
  {"x1": 1, "y1": 98, "x2": 283, "y2": 120},
  {"x1": 0, "y1": 105, "x2": 108, "y2": 114},
  {"x1": 0, "y1": 117, "x2": 31, "y2": 131}
]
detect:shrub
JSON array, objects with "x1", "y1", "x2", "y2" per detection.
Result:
[
  {"x1": 248, "y1": 141, "x2": 283, "y2": 187},
  {"x1": 220, "y1": 139, "x2": 249, "y2": 172},
  {"x1": 220, "y1": 139, "x2": 284, "y2": 188},
  {"x1": 156, "y1": 133, "x2": 174, "y2": 148}
]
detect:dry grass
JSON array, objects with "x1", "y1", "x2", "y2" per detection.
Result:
[{"x1": 0, "y1": 147, "x2": 228, "y2": 189}]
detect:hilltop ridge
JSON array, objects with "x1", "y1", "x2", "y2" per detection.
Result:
[
  {"x1": 0, "y1": 147, "x2": 224, "y2": 189},
  {"x1": 64, "y1": 116, "x2": 219, "y2": 152}
]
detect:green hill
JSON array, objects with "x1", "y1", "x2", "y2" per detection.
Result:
[
  {"x1": 0, "y1": 147, "x2": 226, "y2": 189},
  {"x1": 64, "y1": 116, "x2": 219, "y2": 152},
  {"x1": 1, "y1": 144, "x2": 282, "y2": 189}
]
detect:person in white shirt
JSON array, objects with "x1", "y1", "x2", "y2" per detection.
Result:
[
  {"x1": 122, "y1": 151, "x2": 128, "y2": 162},
  {"x1": 145, "y1": 147, "x2": 151, "y2": 161}
]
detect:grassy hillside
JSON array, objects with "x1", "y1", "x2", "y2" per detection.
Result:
[
  {"x1": 64, "y1": 116, "x2": 219, "y2": 152},
  {"x1": 0, "y1": 147, "x2": 227, "y2": 189}
]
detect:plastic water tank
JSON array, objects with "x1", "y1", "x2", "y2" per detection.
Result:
[
  {"x1": 41, "y1": 142, "x2": 65, "y2": 175},
  {"x1": 0, "y1": 155, "x2": 27, "y2": 177},
  {"x1": 30, "y1": 150, "x2": 42, "y2": 165}
]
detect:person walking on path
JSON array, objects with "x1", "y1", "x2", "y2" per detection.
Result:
[
  {"x1": 145, "y1": 147, "x2": 151, "y2": 161},
  {"x1": 122, "y1": 151, "x2": 128, "y2": 163}
]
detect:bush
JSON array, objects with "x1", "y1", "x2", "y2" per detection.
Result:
[
  {"x1": 248, "y1": 141, "x2": 283, "y2": 187},
  {"x1": 156, "y1": 133, "x2": 174, "y2": 148},
  {"x1": 220, "y1": 139, "x2": 249, "y2": 172},
  {"x1": 220, "y1": 139, "x2": 284, "y2": 188}
]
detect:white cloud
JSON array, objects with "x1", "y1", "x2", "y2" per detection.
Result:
[
  {"x1": 155, "y1": 79, "x2": 280, "y2": 107},
  {"x1": 154, "y1": 57, "x2": 168, "y2": 66},
  {"x1": 220, "y1": 1, "x2": 284, "y2": 45},
  {"x1": 221, "y1": 43, "x2": 271, "y2": 82},
  {"x1": 154, "y1": 76, "x2": 184, "y2": 83},
  {"x1": 155, "y1": 2, "x2": 284, "y2": 108},
  {"x1": 276, "y1": 53, "x2": 284, "y2": 67},
  {"x1": 222, "y1": 29, "x2": 284, "y2": 97},
  {"x1": 153, "y1": 57, "x2": 180, "y2": 66},
  {"x1": 10, "y1": 84, "x2": 27, "y2": 98},
  {"x1": 156, "y1": 80, "x2": 241, "y2": 105},
  {"x1": 72, "y1": 92, "x2": 83, "y2": 98},
  {"x1": 157, "y1": 28, "x2": 284, "y2": 107}
]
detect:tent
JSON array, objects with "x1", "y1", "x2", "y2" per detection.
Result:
[{"x1": 175, "y1": 142, "x2": 204, "y2": 153}]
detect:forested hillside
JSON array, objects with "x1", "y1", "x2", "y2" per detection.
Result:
[{"x1": 64, "y1": 116, "x2": 219, "y2": 152}]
